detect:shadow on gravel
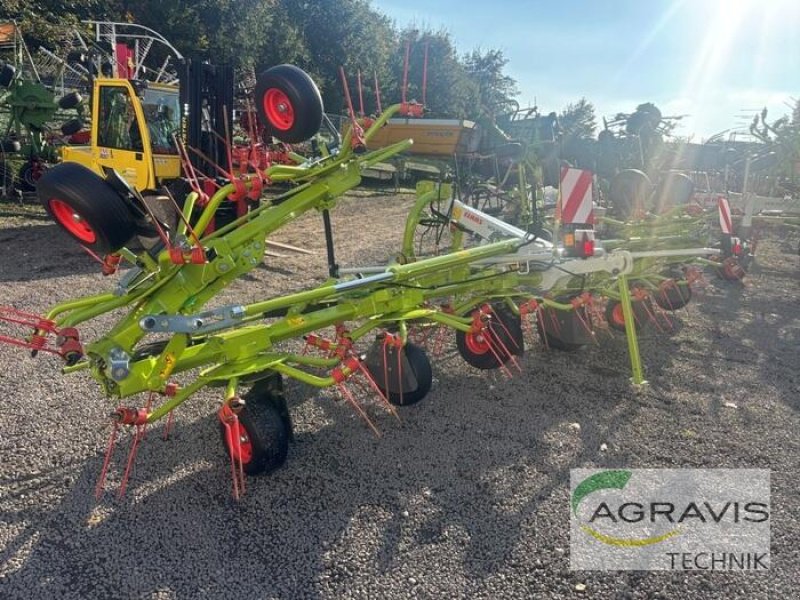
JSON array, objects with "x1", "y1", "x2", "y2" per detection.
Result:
[
  {"x1": 0, "y1": 224, "x2": 101, "y2": 282},
  {"x1": 0, "y1": 349, "x2": 644, "y2": 599}
]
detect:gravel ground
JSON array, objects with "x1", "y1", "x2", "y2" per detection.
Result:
[{"x1": 0, "y1": 194, "x2": 798, "y2": 599}]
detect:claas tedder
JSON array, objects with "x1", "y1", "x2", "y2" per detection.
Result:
[{"x1": 0, "y1": 65, "x2": 749, "y2": 500}]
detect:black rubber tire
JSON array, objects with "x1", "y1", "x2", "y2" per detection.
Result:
[
  {"x1": 609, "y1": 169, "x2": 652, "y2": 220},
  {"x1": 367, "y1": 342, "x2": 433, "y2": 407},
  {"x1": 456, "y1": 305, "x2": 524, "y2": 369},
  {"x1": 60, "y1": 118, "x2": 83, "y2": 137},
  {"x1": 0, "y1": 64, "x2": 15, "y2": 87},
  {"x1": 1, "y1": 139, "x2": 21, "y2": 153},
  {"x1": 58, "y1": 91, "x2": 82, "y2": 110},
  {"x1": 219, "y1": 399, "x2": 289, "y2": 476},
  {"x1": 653, "y1": 172, "x2": 694, "y2": 214},
  {"x1": 536, "y1": 298, "x2": 593, "y2": 351},
  {"x1": 653, "y1": 279, "x2": 692, "y2": 311},
  {"x1": 37, "y1": 162, "x2": 138, "y2": 254},
  {"x1": 255, "y1": 65, "x2": 323, "y2": 143},
  {"x1": 17, "y1": 161, "x2": 43, "y2": 192}
]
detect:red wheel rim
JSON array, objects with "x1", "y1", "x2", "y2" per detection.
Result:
[
  {"x1": 464, "y1": 331, "x2": 490, "y2": 355},
  {"x1": 227, "y1": 421, "x2": 253, "y2": 465},
  {"x1": 263, "y1": 88, "x2": 295, "y2": 131},
  {"x1": 49, "y1": 198, "x2": 96, "y2": 243},
  {"x1": 610, "y1": 303, "x2": 626, "y2": 327},
  {"x1": 722, "y1": 258, "x2": 745, "y2": 281}
]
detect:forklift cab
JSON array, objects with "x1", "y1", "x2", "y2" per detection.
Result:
[{"x1": 90, "y1": 80, "x2": 182, "y2": 190}]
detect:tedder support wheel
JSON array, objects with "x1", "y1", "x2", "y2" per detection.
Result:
[
  {"x1": 37, "y1": 162, "x2": 138, "y2": 254},
  {"x1": 58, "y1": 91, "x2": 82, "y2": 110},
  {"x1": 219, "y1": 389, "x2": 290, "y2": 476},
  {"x1": 456, "y1": 305, "x2": 524, "y2": 369},
  {"x1": 653, "y1": 278, "x2": 692, "y2": 311},
  {"x1": 255, "y1": 64, "x2": 323, "y2": 144},
  {"x1": 605, "y1": 298, "x2": 651, "y2": 333},
  {"x1": 17, "y1": 160, "x2": 41, "y2": 192},
  {"x1": 536, "y1": 296, "x2": 594, "y2": 351},
  {"x1": 365, "y1": 342, "x2": 433, "y2": 407}
]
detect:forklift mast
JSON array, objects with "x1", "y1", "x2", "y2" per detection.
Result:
[{"x1": 179, "y1": 58, "x2": 235, "y2": 177}]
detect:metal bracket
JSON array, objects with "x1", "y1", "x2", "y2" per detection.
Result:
[{"x1": 139, "y1": 304, "x2": 247, "y2": 334}]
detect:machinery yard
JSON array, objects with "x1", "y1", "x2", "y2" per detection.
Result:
[{"x1": 0, "y1": 196, "x2": 798, "y2": 599}]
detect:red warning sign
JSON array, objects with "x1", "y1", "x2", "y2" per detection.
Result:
[
  {"x1": 559, "y1": 167, "x2": 594, "y2": 224},
  {"x1": 718, "y1": 196, "x2": 733, "y2": 235}
]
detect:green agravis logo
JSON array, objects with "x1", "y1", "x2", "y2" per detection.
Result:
[{"x1": 572, "y1": 470, "x2": 682, "y2": 547}]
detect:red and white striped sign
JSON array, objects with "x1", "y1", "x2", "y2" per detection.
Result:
[
  {"x1": 559, "y1": 167, "x2": 594, "y2": 224},
  {"x1": 718, "y1": 196, "x2": 733, "y2": 235}
]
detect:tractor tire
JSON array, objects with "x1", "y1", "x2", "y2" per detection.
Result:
[
  {"x1": 365, "y1": 342, "x2": 433, "y2": 407},
  {"x1": 653, "y1": 172, "x2": 694, "y2": 214},
  {"x1": 609, "y1": 169, "x2": 652, "y2": 220},
  {"x1": 255, "y1": 65, "x2": 323, "y2": 144},
  {"x1": 37, "y1": 162, "x2": 138, "y2": 254},
  {"x1": 60, "y1": 118, "x2": 83, "y2": 137},
  {"x1": 58, "y1": 91, "x2": 82, "y2": 110},
  {"x1": 219, "y1": 398, "x2": 289, "y2": 476},
  {"x1": 456, "y1": 305, "x2": 524, "y2": 370},
  {"x1": 0, "y1": 64, "x2": 15, "y2": 87}
]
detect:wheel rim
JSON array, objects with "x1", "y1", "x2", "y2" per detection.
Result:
[
  {"x1": 263, "y1": 88, "x2": 295, "y2": 131},
  {"x1": 464, "y1": 331, "x2": 491, "y2": 355},
  {"x1": 610, "y1": 303, "x2": 626, "y2": 327},
  {"x1": 49, "y1": 198, "x2": 96, "y2": 243},
  {"x1": 227, "y1": 421, "x2": 253, "y2": 465}
]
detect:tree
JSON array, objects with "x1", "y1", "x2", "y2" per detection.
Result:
[
  {"x1": 463, "y1": 48, "x2": 518, "y2": 119},
  {"x1": 559, "y1": 98, "x2": 596, "y2": 139}
]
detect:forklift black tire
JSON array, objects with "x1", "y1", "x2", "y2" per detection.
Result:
[
  {"x1": 37, "y1": 162, "x2": 138, "y2": 254},
  {"x1": 219, "y1": 400, "x2": 289, "y2": 476},
  {"x1": 255, "y1": 64, "x2": 323, "y2": 144},
  {"x1": 456, "y1": 305, "x2": 524, "y2": 370},
  {"x1": 0, "y1": 64, "x2": 15, "y2": 87},
  {"x1": 60, "y1": 118, "x2": 83, "y2": 137},
  {"x1": 58, "y1": 91, "x2": 82, "y2": 110}
]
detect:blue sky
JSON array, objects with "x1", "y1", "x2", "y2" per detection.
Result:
[{"x1": 372, "y1": 0, "x2": 799, "y2": 141}]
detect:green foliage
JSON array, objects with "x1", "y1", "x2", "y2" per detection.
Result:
[
  {"x1": 559, "y1": 97, "x2": 596, "y2": 139},
  {"x1": 2, "y1": 0, "x2": 519, "y2": 121}
]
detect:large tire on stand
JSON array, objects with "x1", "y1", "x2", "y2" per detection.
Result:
[
  {"x1": 219, "y1": 398, "x2": 289, "y2": 476},
  {"x1": 58, "y1": 91, "x2": 82, "y2": 110},
  {"x1": 456, "y1": 305, "x2": 524, "y2": 369},
  {"x1": 37, "y1": 162, "x2": 138, "y2": 254},
  {"x1": 255, "y1": 65, "x2": 323, "y2": 144},
  {"x1": 365, "y1": 342, "x2": 433, "y2": 407},
  {"x1": 653, "y1": 172, "x2": 694, "y2": 214},
  {"x1": 609, "y1": 169, "x2": 652, "y2": 220},
  {"x1": 60, "y1": 118, "x2": 83, "y2": 137}
]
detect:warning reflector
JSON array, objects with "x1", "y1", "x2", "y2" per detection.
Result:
[
  {"x1": 718, "y1": 196, "x2": 733, "y2": 235},
  {"x1": 559, "y1": 167, "x2": 594, "y2": 224}
]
